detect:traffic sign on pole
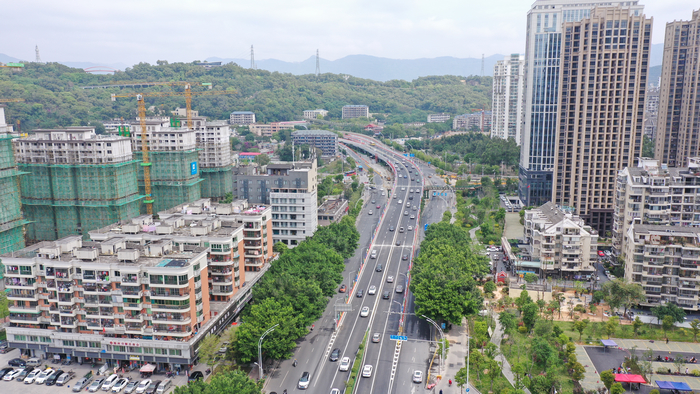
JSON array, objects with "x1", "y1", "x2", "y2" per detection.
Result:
[{"x1": 390, "y1": 335, "x2": 408, "y2": 341}]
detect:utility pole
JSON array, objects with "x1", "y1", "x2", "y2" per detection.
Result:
[
  {"x1": 250, "y1": 45, "x2": 256, "y2": 69},
  {"x1": 35, "y1": 45, "x2": 42, "y2": 63}
]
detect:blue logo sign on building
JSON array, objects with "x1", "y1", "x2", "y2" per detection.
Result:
[{"x1": 190, "y1": 162, "x2": 198, "y2": 175}]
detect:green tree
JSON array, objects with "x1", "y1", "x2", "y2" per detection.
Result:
[
  {"x1": 691, "y1": 319, "x2": 700, "y2": 342},
  {"x1": 610, "y1": 382, "x2": 625, "y2": 394},
  {"x1": 173, "y1": 370, "x2": 261, "y2": 394},
  {"x1": 498, "y1": 311, "x2": 518, "y2": 334},
  {"x1": 254, "y1": 153, "x2": 271, "y2": 166},
  {"x1": 473, "y1": 320, "x2": 489, "y2": 349},
  {"x1": 231, "y1": 298, "x2": 306, "y2": 364},
  {"x1": 515, "y1": 290, "x2": 533, "y2": 312},
  {"x1": 483, "y1": 281, "x2": 497, "y2": 297},
  {"x1": 573, "y1": 318, "x2": 589, "y2": 341},
  {"x1": 524, "y1": 273, "x2": 538, "y2": 284},
  {"x1": 312, "y1": 216, "x2": 360, "y2": 259},
  {"x1": 652, "y1": 303, "x2": 687, "y2": 324},
  {"x1": 273, "y1": 241, "x2": 288, "y2": 255},
  {"x1": 662, "y1": 315, "x2": 674, "y2": 340},
  {"x1": 486, "y1": 359, "x2": 502, "y2": 393},
  {"x1": 511, "y1": 362, "x2": 526, "y2": 390},
  {"x1": 673, "y1": 354, "x2": 686, "y2": 374},
  {"x1": 605, "y1": 316, "x2": 619, "y2": 339},
  {"x1": 600, "y1": 370, "x2": 615, "y2": 390},
  {"x1": 521, "y1": 302, "x2": 539, "y2": 332},
  {"x1": 633, "y1": 316, "x2": 644, "y2": 337},
  {"x1": 197, "y1": 334, "x2": 220, "y2": 367},
  {"x1": 570, "y1": 361, "x2": 586, "y2": 382}
]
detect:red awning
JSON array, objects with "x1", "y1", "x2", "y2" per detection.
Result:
[{"x1": 614, "y1": 374, "x2": 646, "y2": 384}]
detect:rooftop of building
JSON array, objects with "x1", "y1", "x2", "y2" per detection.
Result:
[
  {"x1": 631, "y1": 224, "x2": 700, "y2": 239},
  {"x1": 527, "y1": 202, "x2": 596, "y2": 234},
  {"x1": 342, "y1": 105, "x2": 368, "y2": 108},
  {"x1": 231, "y1": 111, "x2": 255, "y2": 115},
  {"x1": 318, "y1": 197, "x2": 348, "y2": 216},
  {"x1": 622, "y1": 157, "x2": 700, "y2": 181},
  {"x1": 159, "y1": 198, "x2": 270, "y2": 218},
  {"x1": 19, "y1": 128, "x2": 129, "y2": 142},
  {"x1": 3, "y1": 235, "x2": 208, "y2": 268},
  {"x1": 292, "y1": 129, "x2": 337, "y2": 136}
]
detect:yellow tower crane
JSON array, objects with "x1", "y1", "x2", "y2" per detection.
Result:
[{"x1": 110, "y1": 86, "x2": 235, "y2": 214}]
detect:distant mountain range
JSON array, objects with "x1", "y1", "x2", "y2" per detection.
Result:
[
  {"x1": 1, "y1": 43, "x2": 665, "y2": 83},
  {"x1": 205, "y1": 54, "x2": 506, "y2": 81}
]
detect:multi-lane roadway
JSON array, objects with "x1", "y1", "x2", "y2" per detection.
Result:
[{"x1": 265, "y1": 136, "x2": 451, "y2": 394}]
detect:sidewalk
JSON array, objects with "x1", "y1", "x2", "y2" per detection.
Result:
[
  {"x1": 491, "y1": 318, "x2": 532, "y2": 394},
  {"x1": 575, "y1": 345, "x2": 605, "y2": 392},
  {"x1": 434, "y1": 317, "x2": 481, "y2": 394}
]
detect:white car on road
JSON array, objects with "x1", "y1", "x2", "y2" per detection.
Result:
[
  {"x1": 339, "y1": 357, "x2": 351, "y2": 372},
  {"x1": 360, "y1": 306, "x2": 370, "y2": 317}
]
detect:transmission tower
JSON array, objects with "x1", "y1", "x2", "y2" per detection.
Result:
[
  {"x1": 35, "y1": 45, "x2": 42, "y2": 63},
  {"x1": 480, "y1": 54, "x2": 484, "y2": 76},
  {"x1": 250, "y1": 45, "x2": 256, "y2": 69},
  {"x1": 315, "y1": 49, "x2": 320, "y2": 77}
]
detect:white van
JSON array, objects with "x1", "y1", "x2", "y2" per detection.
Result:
[
  {"x1": 26, "y1": 357, "x2": 42, "y2": 367},
  {"x1": 156, "y1": 378, "x2": 172, "y2": 394}
]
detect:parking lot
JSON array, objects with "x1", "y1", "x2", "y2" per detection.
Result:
[{"x1": 0, "y1": 347, "x2": 192, "y2": 394}]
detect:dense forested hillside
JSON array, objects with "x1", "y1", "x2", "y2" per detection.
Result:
[{"x1": 0, "y1": 62, "x2": 491, "y2": 130}]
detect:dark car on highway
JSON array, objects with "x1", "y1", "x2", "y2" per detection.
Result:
[{"x1": 329, "y1": 348, "x2": 340, "y2": 362}]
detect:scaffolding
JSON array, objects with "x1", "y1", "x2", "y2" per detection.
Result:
[
  {"x1": 200, "y1": 165, "x2": 234, "y2": 200},
  {"x1": 133, "y1": 150, "x2": 203, "y2": 214},
  {"x1": 19, "y1": 160, "x2": 144, "y2": 242},
  {"x1": 0, "y1": 134, "x2": 29, "y2": 253}
]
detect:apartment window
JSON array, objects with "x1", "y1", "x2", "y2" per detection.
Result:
[
  {"x1": 63, "y1": 340, "x2": 75, "y2": 347},
  {"x1": 14, "y1": 335, "x2": 26, "y2": 341}
]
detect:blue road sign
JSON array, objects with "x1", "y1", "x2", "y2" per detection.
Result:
[
  {"x1": 410, "y1": 153, "x2": 415, "y2": 157},
  {"x1": 390, "y1": 335, "x2": 408, "y2": 341},
  {"x1": 424, "y1": 224, "x2": 428, "y2": 231}
]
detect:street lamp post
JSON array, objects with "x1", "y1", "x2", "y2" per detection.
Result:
[
  {"x1": 258, "y1": 323, "x2": 279, "y2": 380},
  {"x1": 422, "y1": 315, "x2": 445, "y2": 375}
]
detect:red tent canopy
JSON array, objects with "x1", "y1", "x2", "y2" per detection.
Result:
[{"x1": 614, "y1": 374, "x2": 646, "y2": 384}]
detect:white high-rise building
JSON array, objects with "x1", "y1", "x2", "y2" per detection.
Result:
[
  {"x1": 491, "y1": 54, "x2": 525, "y2": 143},
  {"x1": 518, "y1": 0, "x2": 645, "y2": 208}
]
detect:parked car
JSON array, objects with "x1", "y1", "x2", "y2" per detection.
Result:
[
  {"x1": 0, "y1": 367, "x2": 15, "y2": 380},
  {"x1": 16, "y1": 367, "x2": 34, "y2": 381},
  {"x1": 88, "y1": 377, "x2": 106, "y2": 392},
  {"x1": 134, "y1": 379, "x2": 151, "y2": 394},
  {"x1": 8, "y1": 358, "x2": 26, "y2": 368},
  {"x1": 102, "y1": 373, "x2": 120, "y2": 391},
  {"x1": 24, "y1": 368, "x2": 42, "y2": 384},
  {"x1": 45, "y1": 369, "x2": 64, "y2": 386},
  {"x1": 56, "y1": 370, "x2": 76, "y2": 386},
  {"x1": 112, "y1": 378, "x2": 130, "y2": 393},
  {"x1": 298, "y1": 372, "x2": 310, "y2": 389},
  {"x1": 145, "y1": 380, "x2": 161, "y2": 394},
  {"x1": 124, "y1": 380, "x2": 139, "y2": 394},
  {"x1": 35, "y1": 367, "x2": 56, "y2": 384},
  {"x1": 188, "y1": 371, "x2": 203, "y2": 383},
  {"x1": 2, "y1": 369, "x2": 21, "y2": 381},
  {"x1": 73, "y1": 372, "x2": 94, "y2": 392},
  {"x1": 339, "y1": 357, "x2": 351, "y2": 372}
]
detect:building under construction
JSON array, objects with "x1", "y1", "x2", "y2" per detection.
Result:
[
  {"x1": 129, "y1": 119, "x2": 202, "y2": 214},
  {"x1": 0, "y1": 105, "x2": 28, "y2": 253},
  {"x1": 189, "y1": 118, "x2": 233, "y2": 200},
  {"x1": 13, "y1": 127, "x2": 143, "y2": 242}
]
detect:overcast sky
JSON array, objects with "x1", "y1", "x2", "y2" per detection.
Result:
[{"x1": 3, "y1": 0, "x2": 698, "y2": 65}]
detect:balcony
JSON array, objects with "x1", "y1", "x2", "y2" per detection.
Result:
[
  {"x1": 8, "y1": 290, "x2": 38, "y2": 301},
  {"x1": 124, "y1": 314, "x2": 144, "y2": 323},
  {"x1": 152, "y1": 313, "x2": 192, "y2": 325},
  {"x1": 121, "y1": 275, "x2": 139, "y2": 284},
  {"x1": 9, "y1": 305, "x2": 40, "y2": 314},
  {"x1": 124, "y1": 303, "x2": 143, "y2": 311},
  {"x1": 126, "y1": 324, "x2": 145, "y2": 333},
  {"x1": 9, "y1": 314, "x2": 42, "y2": 324},
  {"x1": 150, "y1": 291, "x2": 190, "y2": 300},
  {"x1": 151, "y1": 303, "x2": 191, "y2": 311},
  {"x1": 4, "y1": 279, "x2": 38, "y2": 289},
  {"x1": 209, "y1": 258, "x2": 234, "y2": 266}
]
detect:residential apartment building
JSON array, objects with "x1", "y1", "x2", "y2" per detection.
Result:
[
  {"x1": 249, "y1": 122, "x2": 296, "y2": 138},
  {"x1": 234, "y1": 161, "x2": 318, "y2": 247},
  {"x1": 492, "y1": 54, "x2": 525, "y2": 143},
  {"x1": 303, "y1": 109, "x2": 328, "y2": 120},
  {"x1": 613, "y1": 157, "x2": 700, "y2": 253},
  {"x1": 518, "y1": 0, "x2": 646, "y2": 208},
  {"x1": 654, "y1": 10, "x2": 700, "y2": 167},
  {"x1": 551, "y1": 5, "x2": 652, "y2": 236},
  {"x1": 342, "y1": 105, "x2": 369, "y2": 119},
  {"x1": 427, "y1": 113, "x2": 451, "y2": 123},
  {"x1": 160, "y1": 199, "x2": 272, "y2": 272},
  {"x1": 291, "y1": 129, "x2": 338, "y2": 157},
  {"x1": 13, "y1": 128, "x2": 143, "y2": 242},
  {"x1": 2, "y1": 235, "x2": 211, "y2": 370},
  {"x1": 229, "y1": 111, "x2": 256, "y2": 125},
  {"x1": 189, "y1": 118, "x2": 234, "y2": 200},
  {"x1": 523, "y1": 202, "x2": 599, "y2": 278},
  {"x1": 453, "y1": 111, "x2": 492, "y2": 132},
  {"x1": 643, "y1": 85, "x2": 659, "y2": 138},
  {"x1": 623, "y1": 223, "x2": 700, "y2": 311}
]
